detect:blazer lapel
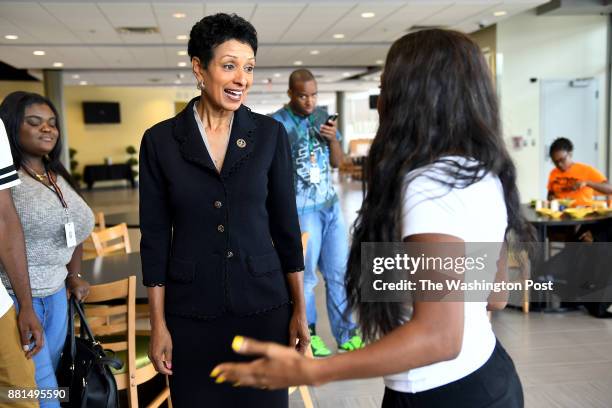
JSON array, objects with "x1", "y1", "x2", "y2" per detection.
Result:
[
  {"x1": 173, "y1": 96, "x2": 217, "y2": 173},
  {"x1": 220, "y1": 104, "x2": 256, "y2": 178}
]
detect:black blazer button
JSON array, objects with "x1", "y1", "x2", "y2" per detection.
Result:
[
  {"x1": 214, "y1": 201, "x2": 222, "y2": 208},
  {"x1": 226, "y1": 251, "x2": 234, "y2": 258},
  {"x1": 217, "y1": 225, "x2": 225, "y2": 233}
]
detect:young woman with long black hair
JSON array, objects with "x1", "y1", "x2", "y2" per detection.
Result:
[{"x1": 210, "y1": 29, "x2": 532, "y2": 407}]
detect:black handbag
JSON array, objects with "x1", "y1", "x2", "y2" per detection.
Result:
[{"x1": 56, "y1": 297, "x2": 123, "y2": 408}]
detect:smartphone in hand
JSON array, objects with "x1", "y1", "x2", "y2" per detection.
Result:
[{"x1": 326, "y1": 113, "x2": 338, "y2": 125}]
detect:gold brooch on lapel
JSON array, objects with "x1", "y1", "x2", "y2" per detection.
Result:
[{"x1": 236, "y1": 138, "x2": 246, "y2": 148}]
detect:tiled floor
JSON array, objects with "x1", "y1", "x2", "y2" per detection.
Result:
[{"x1": 82, "y1": 176, "x2": 612, "y2": 408}]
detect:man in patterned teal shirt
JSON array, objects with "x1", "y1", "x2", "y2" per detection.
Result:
[{"x1": 271, "y1": 69, "x2": 363, "y2": 357}]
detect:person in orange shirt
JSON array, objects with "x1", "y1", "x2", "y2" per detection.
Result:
[{"x1": 547, "y1": 138, "x2": 612, "y2": 206}]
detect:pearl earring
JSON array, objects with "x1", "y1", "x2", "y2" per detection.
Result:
[{"x1": 197, "y1": 80, "x2": 205, "y2": 90}]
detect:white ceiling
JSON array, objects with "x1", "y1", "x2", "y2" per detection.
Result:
[{"x1": 0, "y1": 0, "x2": 548, "y2": 90}]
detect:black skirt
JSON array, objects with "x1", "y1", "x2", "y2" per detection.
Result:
[{"x1": 166, "y1": 304, "x2": 291, "y2": 408}]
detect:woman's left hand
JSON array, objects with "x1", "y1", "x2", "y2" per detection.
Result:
[
  {"x1": 211, "y1": 336, "x2": 318, "y2": 389},
  {"x1": 67, "y1": 276, "x2": 90, "y2": 301},
  {"x1": 289, "y1": 310, "x2": 310, "y2": 354}
]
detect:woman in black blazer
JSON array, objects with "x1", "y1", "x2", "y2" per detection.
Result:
[{"x1": 139, "y1": 13, "x2": 308, "y2": 407}]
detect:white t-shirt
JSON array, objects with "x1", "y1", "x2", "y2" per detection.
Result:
[
  {"x1": 0, "y1": 118, "x2": 19, "y2": 317},
  {"x1": 383, "y1": 156, "x2": 508, "y2": 393}
]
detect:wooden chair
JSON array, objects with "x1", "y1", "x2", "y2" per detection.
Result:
[
  {"x1": 507, "y1": 250, "x2": 531, "y2": 313},
  {"x1": 83, "y1": 212, "x2": 107, "y2": 260},
  {"x1": 83, "y1": 276, "x2": 171, "y2": 408},
  {"x1": 90, "y1": 222, "x2": 132, "y2": 257},
  {"x1": 287, "y1": 233, "x2": 315, "y2": 408}
]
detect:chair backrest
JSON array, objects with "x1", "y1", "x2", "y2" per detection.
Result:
[
  {"x1": 90, "y1": 223, "x2": 132, "y2": 257},
  {"x1": 83, "y1": 276, "x2": 136, "y2": 354},
  {"x1": 95, "y1": 212, "x2": 106, "y2": 230},
  {"x1": 348, "y1": 138, "x2": 373, "y2": 157}
]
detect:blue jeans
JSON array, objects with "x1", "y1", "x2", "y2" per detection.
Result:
[
  {"x1": 12, "y1": 287, "x2": 68, "y2": 408},
  {"x1": 299, "y1": 202, "x2": 357, "y2": 344}
]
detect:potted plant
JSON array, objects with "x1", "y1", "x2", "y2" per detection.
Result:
[
  {"x1": 69, "y1": 148, "x2": 82, "y2": 187},
  {"x1": 126, "y1": 145, "x2": 138, "y2": 180}
]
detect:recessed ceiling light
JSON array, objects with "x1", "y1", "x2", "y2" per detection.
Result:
[
  {"x1": 173, "y1": 12, "x2": 186, "y2": 19},
  {"x1": 4, "y1": 34, "x2": 18, "y2": 40},
  {"x1": 310, "y1": 50, "x2": 320, "y2": 55},
  {"x1": 493, "y1": 10, "x2": 507, "y2": 17},
  {"x1": 293, "y1": 60, "x2": 303, "y2": 66},
  {"x1": 361, "y1": 12, "x2": 375, "y2": 18},
  {"x1": 178, "y1": 73, "x2": 185, "y2": 79},
  {"x1": 261, "y1": 79, "x2": 269, "y2": 84},
  {"x1": 174, "y1": 79, "x2": 182, "y2": 84},
  {"x1": 79, "y1": 81, "x2": 88, "y2": 86},
  {"x1": 176, "y1": 34, "x2": 188, "y2": 40},
  {"x1": 342, "y1": 72, "x2": 351, "y2": 77},
  {"x1": 333, "y1": 33, "x2": 345, "y2": 39},
  {"x1": 177, "y1": 62, "x2": 187, "y2": 67},
  {"x1": 33, "y1": 50, "x2": 45, "y2": 56},
  {"x1": 177, "y1": 50, "x2": 187, "y2": 56},
  {"x1": 376, "y1": 59, "x2": 384, "y2": 65},
  {"x1": 52, "y1": 62, "x2": 63, "y2": 67},
  {"x1": 72, "y1": 74, "x2": 80, "y2": 79},
  {"x1": 273, "y1": 73, "x2": 281, "y2": 78}
]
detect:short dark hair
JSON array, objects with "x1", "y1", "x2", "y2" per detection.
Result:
[
  {"x1": 288, "y1": 69, "x2": 316, "y2": 90},
  {"x1": 0, "y1": 91, "x2": 80, "y2": 193},
  {"x1": 188, "y1": 13, "x2": 257, "y2": 68},
  {"x1": 549, "y1": 137, "x2": 573, "y2": 156}
]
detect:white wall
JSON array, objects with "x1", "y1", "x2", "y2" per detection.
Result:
[{"x1": 497, "y1": 11, "x2": 608, "y2": 201}]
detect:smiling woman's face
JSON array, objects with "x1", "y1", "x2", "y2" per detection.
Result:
[
  {"x1": 19, "y1": 103, "x2": 59, "y2": 158},
  {"x1": 194, "y1": 39, "x2": 255, "y2": 112}
]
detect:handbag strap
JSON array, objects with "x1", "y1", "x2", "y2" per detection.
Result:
[
  {"x1": 68, "y1": 297, "x2": 77, "y2": 363},
  {"x1": 72, "y1": 298, "x2": 98, "y2": 343}
]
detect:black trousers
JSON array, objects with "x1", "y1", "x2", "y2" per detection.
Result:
[
  {"x1": 382, "y1": 340, "x2": 523, "y2": 408},
  {"x1": 166, "y1": 304, "x2": 291, "y2": 408}
]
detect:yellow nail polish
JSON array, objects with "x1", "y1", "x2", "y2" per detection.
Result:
[
  {"x1": 210, "y1": 367, "x2": 220, "y2": 378},
  {"x1": 232, "y1": 336, "x2": 244, "y2": 352},
  {"x1": 215, "y1": 375, "x2": 226, "y2": 384}
]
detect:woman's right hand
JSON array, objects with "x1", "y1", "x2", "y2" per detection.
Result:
[{"x1": 149, "y1": 324, "x2": 173, "y2": 375}]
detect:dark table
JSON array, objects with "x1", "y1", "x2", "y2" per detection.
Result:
[
  {"x1": 522, "y1": 204, "x2": 612, "y2": 242},
  {"x1": 81, "y1": 252, "x2": 147, "y2": 300},
  {"x1": 522, "y1": 204, "x2": 612, "y2": 311},
  {"x1": 83, "y1": 164, "x2": 135, "y2": 190},
  {"x1": 105, "y1": 211, "x2": 139, "y2": 228}
]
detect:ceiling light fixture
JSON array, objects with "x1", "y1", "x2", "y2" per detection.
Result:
[
  {"x1": 173, "y1": 12, "x2": 186, "y2": 19},
  {"x1": 33, "y1": 50, "x2": 45, "y2": 56},
  {"x1": 333, "y1": 33, "x2": 345, "y2": 39},
  {"x1": 493, "y1": 10, "x2": 507, "y2": 17},
  {"x1": 177, "y1": 62, "x2": 187, "y2": 67},
  {"x1": 4, "y1": 34, "x2": 18, "y2": 40},
  {"x1": 72, "y1": 74, "x2": 80, "y2": 79},
  {"x1": 293, "y1": 60, "x2": 303, "y2": 66},
  {"x1": 174, "y1": 79, "x2": 182, "y2": 84},
  {"x1": 52, "y1": 62, "x2": 63, "y2": 67},
  {"x1": 176, "y1": 34, "x2": 188, "y2": 40},
  {"x1": 361, "y1": 12, "x2": 375, "y2": 18},
  {"x1": 310, "y1": 50, "x2": 320, "y2": 55},
  {"x1": 273, "y1": 73, "x2": 281, "y2": 78},
  {"x1": 79, "y1": 81, "x2": 88, "y2": 86},
  {"x1": 342, "y1": 72, "x2": 351, "y2": 77},
  {"x1": 177, "y1": 50, "x2": 187, "y2": 56},
  {"x1": 376, "y1": 59, "x2": 384, "y2": 65}
]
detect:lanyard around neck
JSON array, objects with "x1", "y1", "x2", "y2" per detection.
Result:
[{"x1": 22, "y1": 164, "x2": 68, "y2": 209}]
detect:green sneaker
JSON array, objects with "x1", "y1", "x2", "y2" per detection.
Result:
[
  {"x1": 338, "y1": 335, "x2": 365, "y2": 352},
  {"x1": 310, "y1": 335, "x2": 332, "y2": 357}
]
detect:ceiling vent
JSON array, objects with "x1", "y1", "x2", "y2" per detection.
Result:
[{"x1": 116, "y1": 27, "x2": 159, "y2": 35}]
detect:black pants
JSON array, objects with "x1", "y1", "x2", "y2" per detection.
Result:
[{"x1": 382, "y1": 340, "x2": 523, "y2": 408}]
